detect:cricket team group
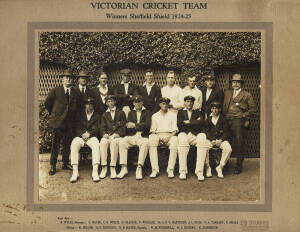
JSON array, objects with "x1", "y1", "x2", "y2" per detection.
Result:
[{"x1": 44, "y1": 68, "x2": 256, "y2": 183}]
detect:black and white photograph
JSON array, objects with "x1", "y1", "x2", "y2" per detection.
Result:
[{"x1": 38, "y1": 31, "x2": 261, "y2": 202}]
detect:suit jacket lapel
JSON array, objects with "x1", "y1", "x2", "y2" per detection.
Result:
[
  {"x1": 183, "y1": 110, "x2": 189, "y2": 120},
  {"x1": 60, "y1": 86, "x2": 68, "y2": 104},
  {"x1": 233, "y1": 90, "x2": 245, "y2": 102},
  {"x1": 207, "y1": 88, "x2": 216, "y2": 103},
  {"x1": 225, "y1": 90, "x2": 233, "y2": 109}
]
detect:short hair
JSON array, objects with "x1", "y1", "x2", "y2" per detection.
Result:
[
  {"x1": 99, "y1": 72, "x2": 108, "y2": 78},
  {"x1": 188, "y1": 76, "x2": 197, "y2": 81},
  {"x1": 145, "y1": 68, "x2": 153, "y2": 74}
]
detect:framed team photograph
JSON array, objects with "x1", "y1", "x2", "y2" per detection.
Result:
[{"x1": 26, "y1": 22, "x2": 271, "y2": 212}]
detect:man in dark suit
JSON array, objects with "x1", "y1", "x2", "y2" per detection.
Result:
[
  {"x1": 99, "y1": 95, "x2": 126, "y2": 179},
  {"x1": 118, "y1": 96, "x2": 151, "y2": 180},
  {"x1": 223, "y1": 73, "x2": 256, "y2": 174},
  {"x1": 177, "y1": 96, "x2": 206, "y2": 180},
  {"x1": 69, "y1": 98, "x2": 101, "y2": 183},
  {"x1": 113, "y1": 68, "x2": 139, "y2": 117},
  {"x1": 44, "y1": 69, "x2": 80, "y2": 175},
  {"x1": 200, "y1": 101, "x2": 232, "y2": 178},
  {"x1": 93, "y1": 72, "x2": 113, "y2": 116},
  {"x1": 137, "y1": 69, "x2": 162, "y2": 113},
  {"x1": 74, "y1": 70, "x2": 96, "y2": 112},
  {"x1": 201, "y1": 74, "x2": 224, "y2": 119}
]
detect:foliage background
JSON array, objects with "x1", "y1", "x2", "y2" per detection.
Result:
[{"x1": 39, "y1": 32, "x2": 261, "y2": 153}]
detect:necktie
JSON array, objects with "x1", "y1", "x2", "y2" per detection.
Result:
[
  {"x1": 82, "y1": 87, "x2": 85, "y2": 94},
  {"x1": 66, "y1": 89, "x2": 70, "y2": 103},
  {"x1": 233, "y1": 90, "x2": 237, "y2": 98}
]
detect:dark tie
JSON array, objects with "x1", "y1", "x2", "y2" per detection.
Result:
[
  {"x1": 82, "y1": 87, "x2": 85, "y2": 94},
  {"x1": 66, "y1": 89, "x2": 70, "y2": 103}
]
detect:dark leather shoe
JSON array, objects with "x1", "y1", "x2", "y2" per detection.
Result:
[
  {"x1": 234, "y1": 167, "x2": 242, "y2": 174},
  {"x1": 49, "y1": 165, "x2": 56, "y2": 175},
  {"x1": 62, "y1": 163, "x2": 72, "y2": 170}
]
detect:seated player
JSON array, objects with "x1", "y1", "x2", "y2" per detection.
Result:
[
  {"x1": 199, "y1": 101, "x2": 232, "y2": 178},
  {"x1": 69, "y1": 98, "x2": 101, "y2": 183},
  {"x1": 118, "y1": 96, "x2": 151, "y2": 180},
  {"x1": 177, "y1": 96, "x2": 206, "y2": 180},
  {"x1": 99, "y1": 95, "x2": 126, "y2": 179},
  {"x1": 149, "y1": 97, "x2": 179, "y2": 179}
]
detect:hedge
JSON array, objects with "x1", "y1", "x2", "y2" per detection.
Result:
[{"x1": 39, "y1": 32, "x2": 261, "y2": 153}]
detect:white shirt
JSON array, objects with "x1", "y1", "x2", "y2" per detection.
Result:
[
  {"x1": 85, "y1": 110, "x2": 94, "y2": 121},
  {"x1": 206, "y1": 88, "x2": 213, "y2": 101},
  {"x1": 211, "y1": 115, "x2": 220, "y2": 126},
  {"x1": 233, "y1": 88, "x2": 241, "y2": 98},
  {"x1": 133, "y1": 107, "x2": 146, "y2": 123},
  {"x1": 121, "y1": 81, "x2": 130, "y2": 95},
  {"x1": 143, "y1": 82, "x2": 154, "y2": 95},
  {"x1": 187, "y1": 110, "x2": 192, "y2": 120},
  {"x1": 181, "y1": 86, "x2": 202, "y2": 110},
  {"x1": 79, "y1": 84, "x2": 86, "y2": 94},
  {"x1": 63, "y1": 86, "x2": 71, "y2": 94},
  {"x1": 150, "y1": 110, "x2": 178, "y2": 133},
  {"x1": 97, "y1": 84, "x2": 108, "y2": 103},
  {"x1": 161, "y1": 85, "x2": 183, "y2": 109},
  {"x1": 106, "y1": 107, "x2": 116, "y2": 120}
]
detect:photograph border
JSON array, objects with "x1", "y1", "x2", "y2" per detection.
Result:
[{"x1": 27, "y1": 22, "x2": 272, "y2": 212}]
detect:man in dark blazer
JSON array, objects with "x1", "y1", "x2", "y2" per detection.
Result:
[
  {"x1": 92, "y1": 72, "x2": 113, "y2": 116},
  {"x1": 44, "y1": 69, "x2": 80, "y2": 175},
  {"x1": 69, "y1": 98, "x2": 101, "y2": 183},
  {"x1": 118, "y1": 95, "x2": 151, "y2": 180},
  {"x1": 74, "y1": 70, "x2": 96, "y2": 112},
  {"x1": 223, "y1": 73, "x2": 256, "y2": 174},
  {"x1": 200, "y1": 101, "x2": 232, "y2": 178},
  {"x1": 177, "y1": 96, "x2": 206, "y2": 180},
  {"x1": 113, "y1": 68, "x2": 139, "y2": 117},
  {"x1": 137, "y1": 69, "x2": 162, "y2": 113},
  {"x1": 201, "y1": 74, "x2": 224, "y2": 119},
  {"x1": 99, "y1": 95, "x2": 126, "y2": 179}
]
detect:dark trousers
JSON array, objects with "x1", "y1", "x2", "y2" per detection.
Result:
[
  {"x1": 228, "y1": 118, "x2": 246, "y2": 168},
  {"x1": 50, "y1": 126, "x2": 73, "y2": 166}
]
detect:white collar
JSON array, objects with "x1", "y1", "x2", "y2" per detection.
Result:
[
  {"x1": 143, "y1": 82, "x2": 155, "y2": 87},
  {"x1": 184, "y1": 85, "x2": 198, "y2": 91},
  {"x1": 63, "y1": 86, "x2": 71, "y2": 92},
  {"x1": 234, "y1": 88, "x2": 242, "y2": 94},
  {"x1": 210, "y1": 113, "x2": 220, "y2": 119},
  {"x1": 79, "y1": 84, "x2": 86, "y2": 89},
  {"x1": 183, "y1": 107, "x2": 193, "y2": 112},
  {"x1": 85, "y1": 110, "x2": 94, "y2": 115},
  {"x1": 166, "y1": 84, "x2": 177, "y2": 88},
  {"x1": 97, "y1": 84, "x2": 107, "y2": 88},
  {"x1": 106, "y1": 107, "x2": 116, "y2": 112},
  {"x1": 121, "y1": 81, "x2": 130, "y2": 85},
  {"x1": 134, "y1": 107, "x2": 146, "y2": 111}
]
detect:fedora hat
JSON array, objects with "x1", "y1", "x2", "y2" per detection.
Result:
[
  {"x1": 59, "y1": 69, "x2": 74, "y2": 77},
  {"x1": 230, "y1": 73, "x2": 244, "y2": 83},
  {"x1": 77, "y1": 70, "x2": 90, "y2": 78}
]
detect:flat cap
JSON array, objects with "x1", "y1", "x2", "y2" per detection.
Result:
[
  {"x1": 84, "y1": 97, "x2": 95, "y2": 105},
  {"x1": 105, "y1": 95, "x2": 116, "y2": 102},
  {"x1": 210, "y1": 101, "x2": 222, "y2": 109},
  {"x1": 132, "y1": 95, "x2": 143, "y2": 102},
  {"x1": 120, "y1": 68, "x2": 132, "y2": 75},
  {"x1": 184, "y1": 95, "x2": 196, "y2": 102},
  {"x1": 159, "y1": 97, "x2": 171, "y2": 104}
]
